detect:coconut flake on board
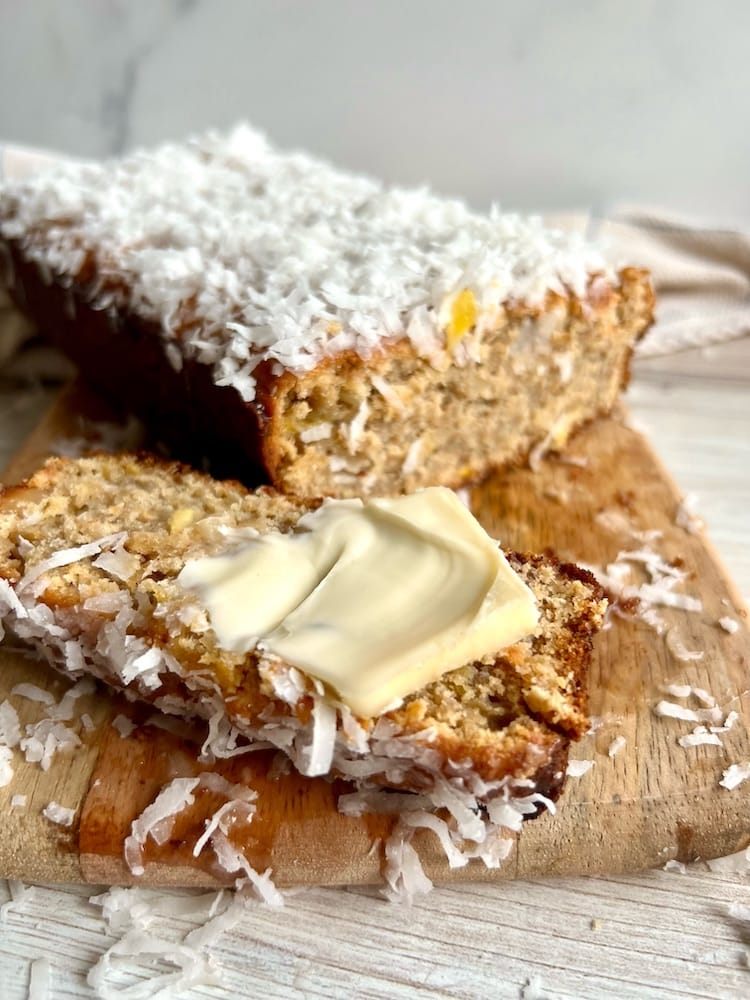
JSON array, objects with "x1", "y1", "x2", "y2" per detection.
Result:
[
  {"x1": 566, "y1": 759, "x2": 594, "y2": 777},
  {"x1": 0, "y1": 700, "x2": 21, "y2": 748},
  {"x1": 42, "y1": 801, "x2": 75, "y2": 827},
  {"x1": 19, "y1": 718, "x2": 81, "y2": 771},
  {"x1": 86, "y1": 886, "x2": 230, "y2": 998},
  {"x1": 0, "y1": 746, "x2": 13, "y2": 787},
  {"x1": 677, "y1": 727, "x2": 722, "y2": 748},
  {"x1": 674, "y1": 494, "x2": 704, "y2": 535},
  {"x1": 111, "y1": 714, "x2": 136, "y2": 738},
  {"x1": 124, "y1": 777, "x2": 200, "y2": 877},
  {"x1": 718, "y1": 616, "x2": 740, "y2": 634},
  {"x1": 720, "y1": 763, "x2": 750, "y2": 791}
]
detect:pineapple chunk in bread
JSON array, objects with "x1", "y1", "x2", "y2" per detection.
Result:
[{"x1": 0, "y1": 454, "x2": 605, "y2": 833}]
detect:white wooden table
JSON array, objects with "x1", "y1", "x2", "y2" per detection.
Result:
[{"x1": 0, "y1": 339, "x2": 748, "y2": 999}]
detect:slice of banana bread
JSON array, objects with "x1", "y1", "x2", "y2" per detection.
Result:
[
  {"x1": 0, "y1": 454, "x2": 605, "y2": 839},
  {"x1": 0, "y1": 125, "x2": 654, "y2": 497}
]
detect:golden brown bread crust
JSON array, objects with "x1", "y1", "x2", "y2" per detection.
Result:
[
  {"x1": 0, "y1": 235, "x2": 654, "y2": 497},
  {"x1": 0, "y1": 454, "x2": 606, "y2": 803}
]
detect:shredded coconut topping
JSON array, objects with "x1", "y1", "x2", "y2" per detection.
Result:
[{"x1": 0, "y1": 124, "x2": 608, "y2": 403}]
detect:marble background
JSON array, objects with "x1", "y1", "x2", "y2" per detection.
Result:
[{"x1": 1, "y1": 0, "x2": 749, "y2": 218}]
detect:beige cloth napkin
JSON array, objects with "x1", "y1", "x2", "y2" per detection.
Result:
[{"x1": 1, "y1": 143, "x2": 749, "y2": 369}]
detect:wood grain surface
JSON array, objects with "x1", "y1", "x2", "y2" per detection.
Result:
[{"x1": 0, "y1": 380, "x2": 747, "y2": 889}]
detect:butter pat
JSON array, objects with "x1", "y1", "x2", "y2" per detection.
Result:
[{"x1": 178, "y1": 488, "x2": 538, "y2": 717}]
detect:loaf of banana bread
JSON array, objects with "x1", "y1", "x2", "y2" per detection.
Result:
[{"x1": 0, "y1": 125, "x2": 654, "y2": 497}]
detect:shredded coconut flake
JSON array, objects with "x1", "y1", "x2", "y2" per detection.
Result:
[
  {"x1": 674, "y1": 494, "x2": 704, "y2": 535},
  {"x1": 124, "y1": 777, "x2": 200, "y2": 876},
  {"x1": 720, "y1": 763, "x2": 750, "y2": 791},
  {"x1": 111, "y1": 714, "x2": 137, "y2": 738},
  {"x1": 0, "y1": 700, "x2": 21, "y2": 747},
  {"x1": 10, "y1": 794, "x2": 26, "y2": 809},
  {"x1": 678, "y1": 727, "x2": 722, "y2": 748},
  {"x1": 566, "y1": 759, "x2": 594, "y2": 777},
  {"x1": 298, "y1": 422, "x2": 332, "y2": 444},
  {"x1": 0, "y1": 746, "x2": 14, "y2": 787},
  {"x1": 42, "y1": 801, "x2": 75, "y2": 826},
  {"x1": 17, "y1": 532, "x2": 127, "y2": 593},
  {"x1": 20, "y1": 718, "x2": 81, "y2": 770},
  {"x1": 608, "y1": 736, "x2": 627, "y2": 757},
  {"x1": 401, "y1": 437, "x2": 423, "y2": 477},
  {"x1": 653, "y1": 700, "x2": 723, "y2": 725},
  {"x1": 10, "y1": 682, "x2": 55, "y2": 706},
  {"x1": 718, "y1": 616, "x2": 739, "y2": 634}
]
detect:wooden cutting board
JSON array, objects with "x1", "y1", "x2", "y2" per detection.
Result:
[{"x1": 0, "y1": 381, "x2": 748, "y2": 888}]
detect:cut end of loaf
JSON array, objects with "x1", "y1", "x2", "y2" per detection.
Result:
[{"x1": 264, "y1": 269, "x2": 654, "y2": 498}]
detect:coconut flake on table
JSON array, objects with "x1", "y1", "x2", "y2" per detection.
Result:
[
  {"x1": 111, "y1": 714, "x2": 136, "y2": 738},
  {"x1": 660, "y1": 683, "x2": 717, "y2": 708},
  {"x1": 720, "y1": 763, "x2": 750, "y2": 791},
  {"x1": 677, "y1": 727, "x2": 723, "y2": 748},
  {"x1": 711, "y1": 710, "x2": 739, "y2": 734},
  {"x1": 608, "y1": 736, "x2": 627, "y2": 757},
  {"x1": 10, "y1": 682, "x2": 55, "y2": 706},
  {"x1": 520, "y1": 974, "x2": 554, "y2": 1000},
  {"x1": 0, "y1": 746, "x2": 14, "y2": 787},
  {"x1": 0, "y1": 124, "x2": 611, "y2": 404},
  {"x1": 86, "y1": 885, "x2": 254, "y2": 997},
  {"x1": 652, "y1": 700, "x2": 723, "y2": 725},
  {"x1": 674, "y1": 493, "x2": 704, "y2": 535},
  {"x1": 10, "y1": 794, "x2": 26, "y2": 809},
  {"x1": 20, "y1": 718, "x2": 81, "y2": 770},
  {"x1": 0, "y1": 700, "x2": 21, "y2": 748},
  {"x1": 42, "y1": 801, "x2": 75, "y2": 827},
  {"x1": 718, "y1": 616, "x2": 740, "y2": 634},
  {"x1": 124, "y1": 777, "x2": 200, "y2": 877},
  {"x1": 566, "y1": 759, "x2": 594, "y2": 778}
]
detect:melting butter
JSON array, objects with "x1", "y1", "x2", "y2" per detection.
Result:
[{"x1": 178, "y1": 488, "x2": 538, "y2": 718}]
